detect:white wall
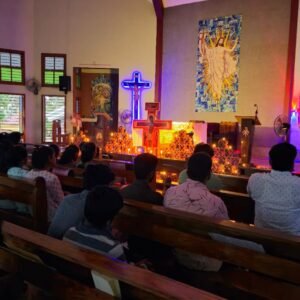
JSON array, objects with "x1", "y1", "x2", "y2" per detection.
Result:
[
  {"x1": 0, "y1": 0, "x2": 157, "y2": 143},
  {"x1": 161, "y1": 0, "x2": 291, "y2": 127},
  {"x1": 0, "y1": 0, "x2": 36, "y2": 141}
]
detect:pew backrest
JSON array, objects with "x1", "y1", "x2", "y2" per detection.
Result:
[
  {"x1": 0, "y1": 175, "x2": 47, "y2": 233},
  {"x1": 0, "y1": 221, "x2": 222, "y2": 300},
  {"x1": 212, "y1": 190, "x2": 254, "y2": 224},
  {"x1": 113, "y1": 199, "x2": 300, "y2": 299}
]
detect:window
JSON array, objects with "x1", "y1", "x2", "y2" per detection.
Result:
[
  {"x1": 0, "y1": 49, "x2": 25, "y2": 84},
  {"x1": 0, "y1": 93, "x2": 24, "y2": 132},
  {"x1": 41, "y1": 53, "x2": 66, "y2": 86},
  {"x1": 42, "y1": 95, "x2": 66, "y2": 142}
]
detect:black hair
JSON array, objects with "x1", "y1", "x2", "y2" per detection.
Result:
[
  {"x1": 83, "y1": 164, "x2": 115, "y2": 190},
  {"x1": 81, "y1": 142, "x2": 96, "y2": 163},
  {"x1": 134, "y1": 153, "x2": 158, "y2": 180},
  {"x1": 31, "y1": 146, "x2": 54, "y2": 170},
  {"x1": 0, "y1": 142, "x2": 13, "y2": 173},
  {"x1": 269, "y1": 142, "x2": 297, "y2": 171},
  {"x1": 84, "y1": 186, "x2": 123, "y2": 228},
  {"x1": 187, "y1": 152, "x2": 212, "y2": 182},
  {"x1": 49, "y1": 144, "x2": 60, "y2": 159},
  {"x1": 58, "y1": 144, "x2": 79, "y2": 165},
  {"x1": 193, "y1": 143, "x2": 214, "y2": 157},
  {"x1": 8, "y1": 132, "x2": 22, "y2": 145},
  {"x1": 6, "y1": 145, "x2": 28, "y2": 169}
]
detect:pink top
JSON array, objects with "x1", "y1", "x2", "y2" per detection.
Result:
[
  {"x1": 164, "y1": 178, "x2": 229, "y2": 271},
  {"x1": 25, "y1": 170, "x2": 64, "y2": 221},
  {"x1": 164, "y1": 178, "x2": 228, "y2": 219}
]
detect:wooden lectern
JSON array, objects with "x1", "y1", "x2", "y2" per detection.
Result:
[{"x1": 235, "y1": 115, "x2": 261, "y2": 166}]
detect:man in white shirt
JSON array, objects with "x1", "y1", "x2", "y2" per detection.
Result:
[{"x1": 247, "y1": 142, "x2": 300, "y2": 236}]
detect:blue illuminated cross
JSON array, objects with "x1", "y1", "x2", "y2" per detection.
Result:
[{"x1": 121, "y1": 71, "x2": 151, "y2": 120}]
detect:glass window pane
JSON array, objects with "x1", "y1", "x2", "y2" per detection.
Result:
[
  {"x1": 0, "y1": 94, "x2": 23, "y2": 132},
  {"x1": 44, "y1": 96, "x2": 65, "y2": 142},
  {"x1": 0, "y1": 52, "x2": 10, "y2": 66},
  {"x1": 54, "y1": 57, "x2": 64, "y2": 70},
  {"x1": 11, "y1": 54, "x2": 21, "y2": 67},
  {"x1": 45, "y1": 57, "x2": 54, "y2": 70}
]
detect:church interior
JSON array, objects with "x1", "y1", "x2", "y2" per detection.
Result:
[{"x1": 1, "y1": 0, "x2": 300, "y2": 299}]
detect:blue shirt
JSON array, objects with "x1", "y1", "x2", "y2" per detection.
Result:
[
  {"x1": 48, "y1": 190, "x2": 89, "y2": 239},
  {"x1": 247, "y1": 170, "x2": 300, "y2": 236}
]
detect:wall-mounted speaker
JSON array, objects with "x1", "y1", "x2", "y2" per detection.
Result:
[{"x1": 59, "y1": 76, "x2": 71, "y2": 94}]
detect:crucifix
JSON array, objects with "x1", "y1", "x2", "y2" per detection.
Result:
[
  {"x1": 121, "y1": 71, "x2": 151, "y2": 120},
  {"x1": 133, "y1": 103, "x2": 172, "y2": 153}
]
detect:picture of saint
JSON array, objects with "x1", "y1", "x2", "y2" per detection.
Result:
[
  {"x1": 195, "y1": 15, "x2": 242, "y2": 112},
  {"x1": 91, "y1": 80, "x2": 113, "y2": 121}
]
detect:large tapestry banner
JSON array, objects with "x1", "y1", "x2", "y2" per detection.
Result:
[{"x1": 195, "y1": 15, "x2": 242, "y2": 112}]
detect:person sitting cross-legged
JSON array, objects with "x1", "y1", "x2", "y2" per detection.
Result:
[
  {"x1": 120, "y1": 153, "x2": 163, "y2": 205},
  {"x1": 247, "y1": 142, "x2": 300, "y2": 236},
  {"x1": 48, "y1": 164, "x2": 115, "y2": 239},
  {"x1": 164, "y1": 152, "x2": 229, "y2": 271},
  {"x1": 63, "y1": 185, "x2": 125, "y2": 260}
]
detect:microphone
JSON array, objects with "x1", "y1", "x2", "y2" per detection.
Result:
[{"x1": 254, "y1": 104, "x2": 258, "y2": 115}]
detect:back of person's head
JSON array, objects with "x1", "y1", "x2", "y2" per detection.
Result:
[
  {"x1": 187, "y1": 152, "x2": 212, "y2": 182},
  {"x1": 8, "y1": 132, "x2": 22, "y2": 145},
  {"x1": 193, "y1": 143, "x2": 214, "y2": 157},
  {"x1": 83, "y1": 164, "x2": 115, "y2": 190},
  {"x1": 49, "y1": 143, "x2": 60, "y2": 159},
  {"x1": 269, "y1": 142, "x2": 297, "y2": 171},
  {"x1": 134, "y1": 153, "x2": 158, "y2": 180},
  {"x1": 0, "y1": 142, "x2": 13, "y2": 173},
  {"x1": 81, "y1": 142, "x2": 96, "y2": 163},
  {"x1": 84, "y1": 186, "x2": 123, "y2": 228},
  {"x1": 6, "y1": 145, "x2": 27, "y2": 169},
  {"x1": 58, "y1": 144, "x2": 79, "y2": 165},
  {"x1": 31, "y1": 146, "x2": 54, "y2": 170}
]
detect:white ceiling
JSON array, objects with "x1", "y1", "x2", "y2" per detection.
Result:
[{"x1": 162, "y1": 0, "x2": 208, "y2": 7}]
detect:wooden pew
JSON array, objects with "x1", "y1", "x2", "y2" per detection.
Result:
[
  {"x1": 0, "y1": 221, "x2": 221, "y2": 300},
  {"x1": 57, "y1": 173, "x2": 85, "y2": 193},
  {"x1": 215, "y1": 174, "x2": 249, "y2": 194},
  {"x1": 113, "y1": 199, "x2": 300, "y2": 299},
  {"x1": 212, "y1": 190, "x2": 254, "y2": 224},
  {"x1": 0, "y1": 175, "x2": 47, "y2": 233}
]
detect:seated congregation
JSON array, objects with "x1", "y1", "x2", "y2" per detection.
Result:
[{"x1": 0, "y1": 131, "x2": 300, "y2": 299}]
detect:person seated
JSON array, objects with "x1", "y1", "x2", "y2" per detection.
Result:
[
  {"x1": 49, "y1": 143, "x2": 60, "y2": 160},
  {"x1": 57, "y1": 144, "x2": 79, "y2": 168},
  {"x1": 25, "y1": 146, "x2": 64, "y2": 221},
  {"x1": 77, "y1": 142, "x2": 97, "y2": 169},
  {"x1": 0, "y1": 145, "x2": 30, "y2": 213},
  {"x1": 247, "y1": 142, "x2": 300, "y2": 236},
  {"x1": 164, "y1": 152, "x2": 229, "y2": 271},
  {"x1": 178, "y1": 143, "x2": 224, "y2": 191},
  {"x1": 8, "y1": 131, "x2": 23, "y2": 145},
  {"x1": 63, "y1": 185, "x2": 125, "y2": 260},
  {"x1": 48, "y1": 164, "x2": 115, "y2": 239},
  {"x1": 6, "y1": 145, "x2": 29, "y2": 177},
  {"x1": 120, "y1": 153, "x2": 163, "y2": 205}
]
